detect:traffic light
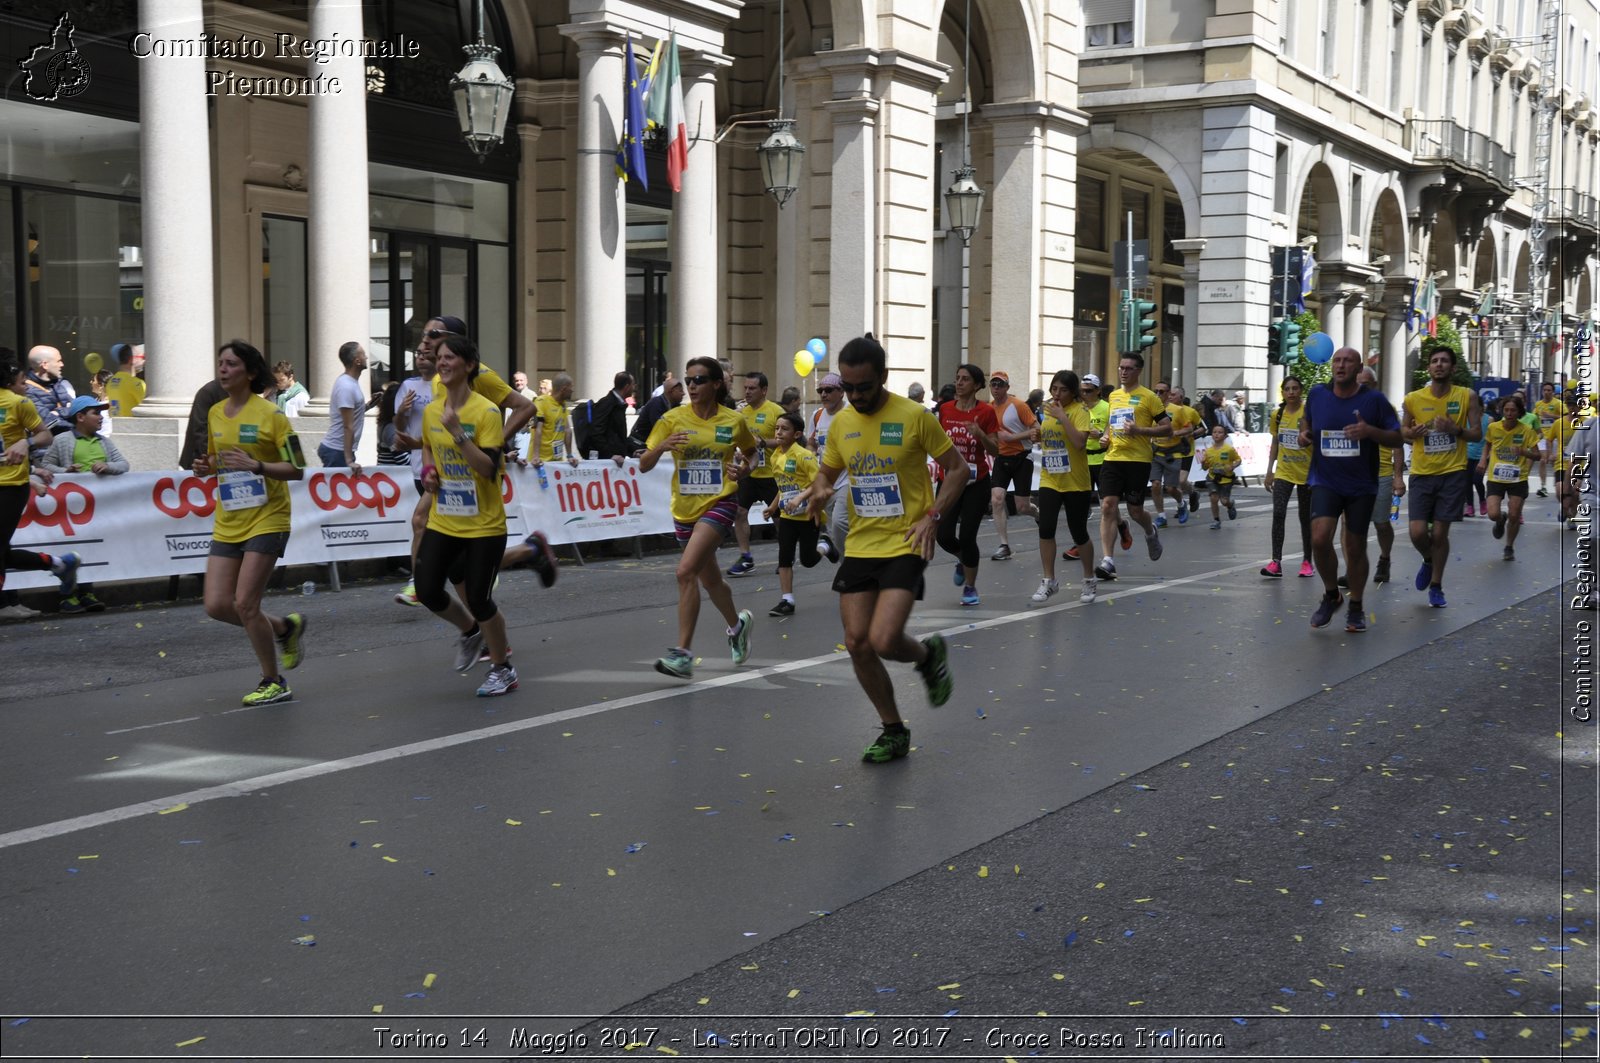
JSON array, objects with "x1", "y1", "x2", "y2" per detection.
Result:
[
  {"x1": 1268, "y1": 321, "x2": 1283, "y2": 362},
  {"x1": 1116, "y1": 292, "x2": 1135, "y2": 355},
  {"x1": 1134, "y1": 299, "x2": 1158, "y2": 352},
  {"x1": 1280, "y1": 318, "x2": 1302, "y2": 365}
]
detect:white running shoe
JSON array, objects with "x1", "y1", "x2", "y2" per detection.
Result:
[{"x1": 1030, "y1": 578, "x2": 1058, "y2": 603}]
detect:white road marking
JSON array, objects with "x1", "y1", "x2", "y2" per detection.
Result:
[{"x1": 1, "y1": 546, "x2": 1561, "y2": 851}]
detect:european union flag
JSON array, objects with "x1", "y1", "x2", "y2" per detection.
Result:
[{"x1": 614, "y1": 36, "x2": 649, "y2": 189}]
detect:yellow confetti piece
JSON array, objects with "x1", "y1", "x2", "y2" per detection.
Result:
[
  {"x1": 694, "y1": 806, "x2": 712, "y2": 811},
  {"x1": 1519, "y1": 1029, "x2": 1533, "y2": 1039},
  {"x1": 103, "y1": 755, "x2": 118, "y2": 761},
  {"x1": 845, "y1": 1010, "x2": 874, "y2": 1017},
  {"x1": 655, "y1": 1047, "x2": 679, "y2": 1056},
  {"x1": 1271, "y1": 1004, "x2": 1291, "y2": 1013},
  {"x1": 1128, "y1": 1000, "x2": 1145, "y2": 1006},
  {"x1": 562, "y1": 732, "x2": 573, "y2": 737},
  {"x1": 1094, "y1": 881, "x2": 1106, "y2": 889},
  {"x1": 1309, "y1": 978, "x2": 1326, "y2": 988},
  {"x1": 589, "y1": 812, "x2": 603, "y2": 817},
  {"x1": 1133, "y1": 897, "x2": 1152, "y2": 903},
  {"x1": 977, "y1": 866, "x2": 989, "y2": 878},
  {"x1": 372, "y1": 1004, "x2": 383, "y2": 1013},
  {"x1": 78, "y1": 855, "x2": 98, "y2": 861},
  {"x1": 740, "y1": 964, "x2": 759, "y2": 971},
  {"x1": 382, "y1": 856, "x2": 398, "y2": 863},
  {"x1": 423, "y1": 973, "x2": 436, "y2": 988},
  {"x1": 937, "y1": 982, "x2": 961, "y2": 991},
  {"x1": 1319, "y1": 1023, "x2": 1332, "y2": 1031},
  {"x1": 505, "y1": 819, "x2": 522, "y2": 826},
  {"x1": 1052, "y1": 973, "x2": 1065, "y2": 981},
  {"x1": 175, "y1": 1036, "x2": 205, "y2": 1048},
  {"x1": 607, "y1": 868, "x2": 617, "y2": 876},
  {"x1": 787, "y1": 988, "x2": 799, "y2": 999},
  {"x1": 158, "y1": 650, "x2": 167, "y2": 657},
  {"x1": 359, "y1": 819, "x2": 378, "y2": 825},
  {"x1": 371, "y1": 843, "x2": 383, "y2": 849},
  {"x1": 697, "y1": 998, "x2": 710, "y2": 1005}
]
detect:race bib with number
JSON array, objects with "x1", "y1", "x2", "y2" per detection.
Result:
[
  {"x1": 217, "y1": 470, "x2": 268, "y2": 511},
  {"x1": 849, "y1": 472, "x2": 905, "y2": 518},
  {"x1": 1042, "y1": 447, "x2": 1070, "y2": 474},
  {"x1": 678, "y1": 459, "x2": 723, "y2": 494},
  {"x1": 778, "y1": 488, "x2": 802, "y2": 514},
  {"x1": 1320, "y1": 430, "x2": 1359, "y2": 458},
  {"x1": 1423, "y1": 431, "x2": 1455, "y2": 454},
  {"x1": 1278, "y1": 429, "x2": 1303, "y2": 450},
  {"x1": 1109, "y1": 407, "x2": 1135, "y2": 431},
  {"x1": 436, "y1": 478, "x2": 480, "y2": 517},
  {"x1": 1491, "y1": 462, "x2": 1522, "y2": 482},
  {"x1": 1540, "y1": 415, "x2": 1556, "y2": 429},
  {"x1": 552, "y1": 439, "x2": 566, "y2": 460}
]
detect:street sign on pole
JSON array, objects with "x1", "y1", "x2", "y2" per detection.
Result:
[{"x1": 1112, "y1": 240, "x2": 1150, "y2": 287}]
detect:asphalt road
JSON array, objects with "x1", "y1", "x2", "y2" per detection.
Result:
[{"x1": 0, "y1": 493, "x2": 1593, "y2": 1060}]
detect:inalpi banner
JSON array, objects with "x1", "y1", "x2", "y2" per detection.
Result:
[{"x1": 4, "y1": 458, "x2": 762, "y2": 589}]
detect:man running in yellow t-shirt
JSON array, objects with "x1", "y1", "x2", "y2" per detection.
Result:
[{"x1": 1399, "y1": 348, "x2": 1483, "y2": 608}]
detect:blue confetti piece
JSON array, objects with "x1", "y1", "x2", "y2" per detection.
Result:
[
  {"x1": 975, "y1": 708, "x2": 985, "y2": 719},
  {"x1": 411, "y1": 795, "x2": 432, "y2": 801},
  {"x1": 1064, "y1": 931, "x2": 1078, "y2": 948},
  {"x1": 1279, "y1": 987, "x2": 1296, "y2": 995},
  {"x1": 1396, "y1": 988, "x2": 1412, "y2": 999},
  {"x1": 404, "y1": 992, "x2": 426, "y2": 999},
  {"x1": 178, "y1": 839, "x2": 203, "y2": 845},
  {"x1": 66, "y1": 868, "x2": 78, "y2": 874},
  {"x1": 1231, "y1": 1018, "x2": 1248, "y2": 1027},
  {"x1": 1131, "y1": 783, "x2": 1154, "y2": 791},
  {"x1": 1473, "y1": 1030, "x2": 1487, "y2": 1040},
  {"x1": 1312, "y1": 898, "x2": 1323, "y2": 906},
  {"x1": 943, "y1": 1009, "x2": 959, "y2": 1017},
  {"x1": 10, "y1": 1019, "x2": 30, "y2": 1027},
  {"x1": 705, "y1": 810, "x2": 720, "y2": 816},
  {"x1": 299, "y1": 915, "x2": 311, "y2": 922},
  {"x1": 875, "y1": 987, "x2": 897, "y2": 994},
  {"x1": 1416, "y1": 1034, "x2": 1432, "y2": 1045},
  {"x1": 1486, "y1": 892, "x2": 1500, "y2": 900},
  {"x1": 625, "y1": 843, "x2": 647, "y2": 854},
  {"x1": 1123, "y1": 929, "x2": 1135, "y2": 938},
  {"x1": 777, "y1": 833, "x2": 795, "y2": 842}
]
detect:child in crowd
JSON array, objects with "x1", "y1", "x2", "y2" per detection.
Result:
[
  {"x1": 761, "y1": 413, "x2": 838, "y2": 616},
  {"x1": 1201, "y1": 423, "x2": 1241, "y2": 530}
]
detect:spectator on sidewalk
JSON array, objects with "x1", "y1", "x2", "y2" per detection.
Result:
[
  {"x1": 907, "y1": 381, "x2": 926, "y2": 407},
  {"x1": 106, "y1": 342, "x2": 146, "y2": 421},
  {"x1": 583, "y1": 371, "x2": 633, "y2": 464},
  {"x1": 630, "y1": 375, "x2": 683, "y2": 455},
  {"x1": 273, "y1": 362, "x2": 310, "y2": 417},
  {"x1": 317, "y1": 341, "x2": 368, "y2": 472},
  {"x1": 180, "y1": 377, "x2": 229, "y2": 470},
  {"x1": 24, "y1": 345, "x2": 74, "y2": 455},
  {"x1": 39, "y1": 395, "x2": 127, "y2": 612}
]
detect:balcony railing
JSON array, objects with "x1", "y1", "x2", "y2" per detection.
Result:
[
  {"x1": 1553, "y1": 187, "x2": 1600, "y2": 232},
  {"x1": 1407, "y1": 118, "x2": 1515, "y2": 191}
]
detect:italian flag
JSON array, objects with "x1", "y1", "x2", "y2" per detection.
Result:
[{"x1": 647, "y1": 32, "x2": 689, "y2": 192}]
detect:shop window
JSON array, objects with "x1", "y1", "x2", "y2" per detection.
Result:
[{"x1": 1078, "y1": 175, "x2": 1107, "y2": 252}]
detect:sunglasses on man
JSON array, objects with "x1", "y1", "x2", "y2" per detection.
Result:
[{"x1": 423, "y1": 328, "x2": 460, "y2": 340}]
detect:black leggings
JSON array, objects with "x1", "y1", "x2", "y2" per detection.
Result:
[
  {"x1": 1036, "y1": 487, "x2": 1091, "y2": 546},
  {"x1": 1468, "y1": 465, "x2": 1487, "y2": 506},
  {"x1": 776, "y1": 518, "x2": 821, "y2": 569},
  {"x1": 415, "y1": 529, "x2": 504, "y2": 623},
  {"x1": 0, "y1": 485, "x2": 51, "y2": 594},
  {"x1": 1270, "y1": 479, "x2": 1311, "y2": 562},
  {"x1": 936, "y1": 478, "x2": 990, "y2": 569}
]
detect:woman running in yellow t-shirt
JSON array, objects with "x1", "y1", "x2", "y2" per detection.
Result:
[
  {"x1": 641, "y1": 356, "x2": 757, "y2": 679},
  {"x1": 1478, "y1": 394, "x2": 1542, "y2": 561},
  {"x1": 191, "y1": 340, "x2": 307, "y2": 706}
]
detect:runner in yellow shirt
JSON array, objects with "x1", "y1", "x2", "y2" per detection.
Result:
[
  {"x1": 1, "y1": 355, "x2": 80, "y2": 605},
  {"x1": 191, "y1": 340, "x2": 307, "y2": 706},
  {"x1": 726, "y1": 372, "x2": 787, "y2": 577},
  {"x1": 1550, "y1": 390, "x2": 1583, "y2": 523},
  {"x1": 528, "y1": 372, "x2": 580, "y2": 469},
  {"x1": 793, "y1": 335, "x2": 966, "y2": 764},
  {"x1": 1532, "y1": 382, "x2": 1563, "y2": 496},
  {"x1": 414, "y1": 333, "x2": 522, "y2": 697},
  {"x1": 1032, "y1": 370, "x2": 1097, "y2": 604},
  {"x1": 1261, "y1": 377, "x2": 1313, "y2": 577},
  {"x1": 761, "y1": 413, "x2": 839, "y2": 617},
  {"x1": 1149, "y1": 380, "x2": 1199, "y2": 528},
  {"x1": 641, "y1": 356, "x2": 758, "y2": 679},
  {"x1": 1400, "y1": 347, "x2": 1483, "y2": 607},
  {"x1": 1094, "y1": 352, "x2": 1172, "y2": 581},
  {"x1": 1479, "y1": 394, "x2": 1542, "y2": 560},
  {"x1": 1200, "y1": 424, "x2": 1241, "y2": 529}
]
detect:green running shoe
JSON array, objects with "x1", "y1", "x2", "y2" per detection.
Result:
[
  {"x1": 916, "y1": 633, "x2": 952, "y2": 707},
  {"x1": 729, "y1": 609, "x2": 753, "y2": 665},
  {"x1": 242, "y1": 677, "x2": 292, "y2": 706},
  {"x1": 862, "y1": 727, "x2": 911, "y2": 763},
  {"x1": 278, "y1": 612, "x2": 306, "y2": 670},
  {"x1": 655, "y1": 648, "x2": 693, "y2": 679}
]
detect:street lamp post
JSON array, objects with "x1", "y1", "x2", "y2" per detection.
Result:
[{"x1": 450, "y1": 0, "x2": 513, "y2": 158}]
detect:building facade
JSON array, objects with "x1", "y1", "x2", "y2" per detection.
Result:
[{"x1": 2, "y1": 0, "x2": 1597, "y2": 422}]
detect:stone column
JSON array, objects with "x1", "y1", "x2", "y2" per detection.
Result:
[
  {"x1": 1318, "y1": 291, "x2": 1346, "y2": 349},
  {"x1": 983, "y1": 105, "x2": 1043, "y2": 385},
  {"x1": 306, "y1": 0, "x2": 370, "y2": 408},
  {"x1": 873, "y1": 52, "x2": 948, "y2": 386},
  {"x1": 819, "y1": 51, "x2": 880, "y2": 349},
  {"x1": 1172, "y1": 238, "x2": 1207, "y2": 398},
  {"x1": 514, "y1": 119, "x2": 542, "y2": 375},
  {"x1": 1381, "y1": 283, "x2": 1411, "y2": 400},
  {"x1": 1344, "y1": 290, "x2": 1368, "y2": 359},
  {"x1": 135, "y1": 0, "x2": 214, "y2": 416},
  {"x1": 670, "y1": 55, "x2": 727, "y2": 374},
  {"x1": 561, "y1": 23, "x2": 627, "y2": 401}
]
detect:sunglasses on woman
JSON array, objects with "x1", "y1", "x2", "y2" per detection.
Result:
[
  {"x1": 683, "y1": 375, "x2": 713, "y2": 386},
  {"x1": 423, "y1": 328, "x2": 459, "y2": 340}
]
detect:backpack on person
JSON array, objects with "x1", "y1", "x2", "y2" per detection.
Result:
[{"x1": 572, "y1": 399, "x2": 595, "y2": 456}]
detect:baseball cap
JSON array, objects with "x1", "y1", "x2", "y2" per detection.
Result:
[
  {"x1": 1082, "y1": 373, "x2": 1101, "y2": 389},
  {"x1": 818, "y1": 372, "x2": 843, "y2": 390},
  {"x1": 65, "y1": 396, "x2": 109, "y2": 419},
  {"x1": 989, "y1": 370, "x2": 1010, "y2": 384}
]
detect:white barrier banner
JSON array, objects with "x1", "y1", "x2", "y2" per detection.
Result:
[
  {"x1": 1193, "y1": 432, "x2": 1273, "y2": 479},
  {"x1": 514, "y1": 460, "x2": 669, "y2": 543}
]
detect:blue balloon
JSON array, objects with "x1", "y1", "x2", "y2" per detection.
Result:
[
  {"x1": 806, "y1": 337, "x2": 826, "y2": 360},
  {"x1": 1304, "y1": 331, "x2": 1334, "y2": 364}
]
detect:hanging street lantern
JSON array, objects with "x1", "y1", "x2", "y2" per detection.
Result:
[{"x1": 758, "y1": 119, "x2": 806, "y2": 206}]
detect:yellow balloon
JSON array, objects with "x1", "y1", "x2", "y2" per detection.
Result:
[
  {"x1": 83, "y1": 351, "x2": 103, "y2": 374},
  {"x1": 793, "y1": 350, "x2": 815, "y2": 376}
]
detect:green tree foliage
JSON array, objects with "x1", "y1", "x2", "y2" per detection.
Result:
[{"x1": 1284, "y1": 310, "x2": 1331, "y2": 391}]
